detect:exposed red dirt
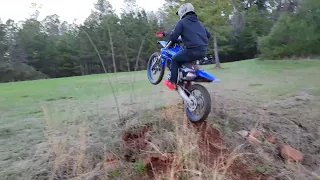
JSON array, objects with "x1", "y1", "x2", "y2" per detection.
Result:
[
  {"x1": 227, "y1": 159, "x2": 268, "y2": 180},
  {"x1": 121, "y1": 123, "x2": 152, "y2": 150},
  {"x1": 266, "y1": 134, "x2": 276, "y2": 144},
  {"x1": 104, "y1": 152, "x2": 119, "y2": 164},
  {"x1": 121, "y1": 123, "x2": 179, "y2": 179},
  {"x1": 190, "y1": 121, "x2": 228, "y2": 166},
  {"x1": 189, "y1": 121, "x2": 268, "y2": 180},
  {"x1": 103, "y1": 152, "x2": 121, "y2": 173},
  {"x1": 121, "y1": 123, "x2": 153, "y2": 162},
  {"x1": 143, "y1": 152, "x2": 179, "y2": 179}
]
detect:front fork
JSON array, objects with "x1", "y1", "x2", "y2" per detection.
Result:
[
  {"x1": 177, "y1": 86, "x2": 192, "y2": 105},
  {"x1": 177, "y1": 80, "x2": 193, "y2": 105}
]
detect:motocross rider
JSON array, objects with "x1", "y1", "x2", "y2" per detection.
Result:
[{"x1": 160, "y1": 3, "x2": 211, "y2": 90}]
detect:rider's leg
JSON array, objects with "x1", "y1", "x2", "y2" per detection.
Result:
[
  {"x1": 164, "y1": 49, "x2": 206, "y2": 90},
  {"x1": 163, "y1": 49, "x2": 189, "y2": 90},
  {"x1": 170, "y1": 50, "x2": 189, "y2": 83}
]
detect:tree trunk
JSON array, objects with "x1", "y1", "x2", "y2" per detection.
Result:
[
  {"x1": 134, "y1": 36, "x2": 146, "y2": 71},
  {"x1": 213, "y1": 32, "x2": 221, "y2": 68},
  {"x1": 105, "y1": 20, "x2": 116, "y2": 73},
  {"x1": 124, "y1": 52, "x2": 130, "y2": 72},
  {"x1": 80, "y1": 61, "x2": 84, "y2": 75},
  {"x1": 85, "y1": 61, "x2": 88, "y2": 75}
]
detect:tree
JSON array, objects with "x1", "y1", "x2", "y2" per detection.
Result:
[
  {"x1": 258, "y1": 0, "x2": 320, "y2": 59},
  {"x1": 94, "y1": 0, "x2": 118, "y2": 72}
]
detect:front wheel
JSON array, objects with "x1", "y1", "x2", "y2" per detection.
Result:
[
  {"x1": 185, "y1": 84, "x2": 211, "y2": 123},
  {"x1": 147, "y1": 52, "x2": 165, "y2": 85}
]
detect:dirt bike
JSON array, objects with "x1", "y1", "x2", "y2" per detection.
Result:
[{"x1": 146, "y1": 31, "x2": 221, "y2": 123}]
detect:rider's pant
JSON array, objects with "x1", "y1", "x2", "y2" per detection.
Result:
[{"x1": 170, "y1": 49, "x2": 206, "y2": 84}]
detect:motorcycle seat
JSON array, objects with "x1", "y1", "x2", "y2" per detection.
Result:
[{"x1": 182, "y1": 60, "x2": 200, "y2": 70}]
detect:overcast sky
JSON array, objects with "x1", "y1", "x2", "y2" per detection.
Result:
[{"x1": 0, "y1": 0, "x2": 165, "y2": 23}]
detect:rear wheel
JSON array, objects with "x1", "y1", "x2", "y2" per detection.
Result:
[
  {"x1": 185, "y1": 84, "x2": 211, "y2": 123},
  {"x1": 147, "y1": 52, "x2": 165, "y2": 85}
]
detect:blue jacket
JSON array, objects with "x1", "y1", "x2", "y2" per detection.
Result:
[{"x1": 167, "y1": 13, "x2": 211, "y2": 52}]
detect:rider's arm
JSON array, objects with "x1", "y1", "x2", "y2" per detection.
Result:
[{"x1": 167, "y1": 21, "x2": 183, "y2": 42}]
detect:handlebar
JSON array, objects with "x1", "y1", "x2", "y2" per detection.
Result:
[
  {"x1": 165, "y1": 36, "x2": 182, "y2": 48},
  {"x1": 156, "y1": 30, "x2": 182, "y2": 48},
  {"x1": 165, "y1": 41, "x2": 173, "y2": 48}
]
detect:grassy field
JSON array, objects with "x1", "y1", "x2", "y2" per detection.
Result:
[{"x1": 0, "y1": 59, "x2": 320, "y2": 179}]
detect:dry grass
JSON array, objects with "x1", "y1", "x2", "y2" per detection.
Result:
[{"x1": 30, "y1": 102, "x2": 254, "y2": 180}]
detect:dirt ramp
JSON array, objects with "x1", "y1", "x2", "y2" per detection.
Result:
[{"x1": 116, "y1": 104, "x2": 269, "y2": 179}]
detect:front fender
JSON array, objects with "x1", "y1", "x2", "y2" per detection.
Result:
[{"x1": 157, "y1": 41, "x2": 168, "y2": 48}]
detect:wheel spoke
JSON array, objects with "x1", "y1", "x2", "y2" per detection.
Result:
[
  {"x1": 188, "y1": 90, "x2": 205, "y2": 116},
  {"x1": 184, "y1": 84, "x2": 211, "y2": 123},
  {"x1": 149, "y1": 55, "x2": 162, "y2": 79}
]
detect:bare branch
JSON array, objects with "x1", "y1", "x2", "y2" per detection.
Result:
[{"x1": 78, "y1": 26, "x2": 121, "y2": 120}]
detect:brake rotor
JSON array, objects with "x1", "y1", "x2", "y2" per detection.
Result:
[{"x1": 187, "y1": 95, "x2": 197, "y2": 111}]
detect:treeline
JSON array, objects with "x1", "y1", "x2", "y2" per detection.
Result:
[{"x1": 0, "y1": 0, "x2": 319, "y2": 82}]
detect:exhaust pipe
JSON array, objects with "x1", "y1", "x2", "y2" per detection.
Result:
[{"x1": 177, "y1": 86, "x2": 192, "y2": 104}]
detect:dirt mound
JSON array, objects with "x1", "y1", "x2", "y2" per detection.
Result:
[{"x1": 119, "y1": 105, "x2": 269, "y2": 179}]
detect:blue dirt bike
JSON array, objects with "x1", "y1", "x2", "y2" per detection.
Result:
[{"x1": 147, "y1": 33, "x2": 220, "y2": 123}]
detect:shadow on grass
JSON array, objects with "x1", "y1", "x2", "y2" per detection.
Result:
[{"x1": 45, "y1": 96, "x2": 74, "y2": 101}]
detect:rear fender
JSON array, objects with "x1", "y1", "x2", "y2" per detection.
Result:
[{"x1": 195, "y1": 69, "x2": 220, "y2": 82}]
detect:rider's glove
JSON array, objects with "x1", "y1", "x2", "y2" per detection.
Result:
[{"x1": 156, "y1": 30, "x2": 165, "y2": 37}]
